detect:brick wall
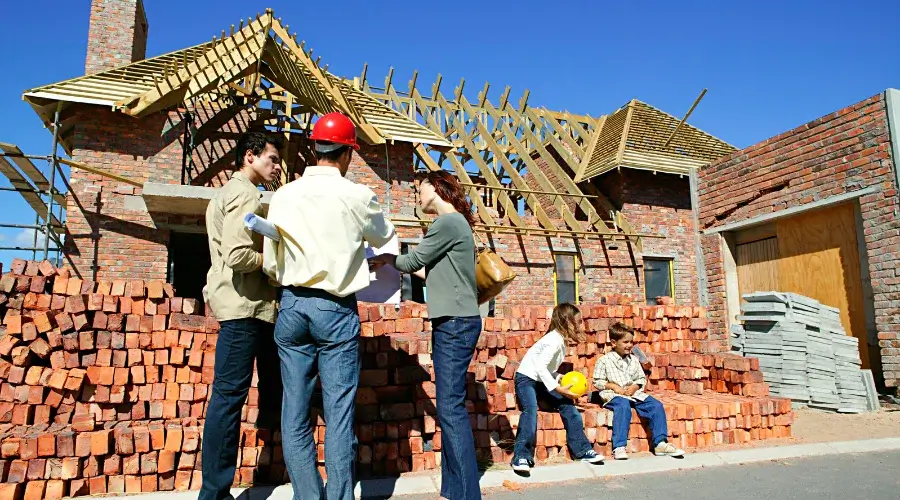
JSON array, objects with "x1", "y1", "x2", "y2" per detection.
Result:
[
  {"x1": 64, "y1": 106, "x2": 183, "y2": 282},
  {"x1": 597, "y1": 170, "x2": 698, "y2": 305},
  {"x1": 697, "y1": 92, "x2": 900, "y2": 388},
  {"x1": 0, "y1": 260, "x2": 793, "y2": 496},
  {"x1": 85, "y1": 0, "x2": 148, "y2": 75},
  {"x1": 62, "y1": 102, "x2": 698, "y2": 312}
]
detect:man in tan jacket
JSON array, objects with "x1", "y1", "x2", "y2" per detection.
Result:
[{"x1": 200, "y1": 131, "x2": 283, "y2": 500}]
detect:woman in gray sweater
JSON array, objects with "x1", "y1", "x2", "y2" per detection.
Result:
[{"x1": 371, "y1": 171, "x2": 482, "y2": 500}]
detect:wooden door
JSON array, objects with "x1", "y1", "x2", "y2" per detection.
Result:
[
  {"x1": 736, "y1": 237, "x2": 780, "y2": 298},
  {"x1": 775, "y1": 203, "x2": 869, "y2": 368}
]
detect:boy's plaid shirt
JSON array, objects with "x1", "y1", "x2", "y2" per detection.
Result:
[{"x1": 592, "y1": 351, "x2": 646, "y2": 403}]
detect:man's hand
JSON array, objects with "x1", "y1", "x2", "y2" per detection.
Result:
[
  {"x1": 624, "y1": 385, "x2": 640, "y2": 397},
  {"x1": 368, "y1": 254, "x2": 396, "y2": 272},
  {"x1": 555, "y1": 383, "x2": 581, "y2": 401}
]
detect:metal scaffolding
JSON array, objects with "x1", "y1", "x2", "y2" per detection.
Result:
[{"x1": 0, "y1": 105, "x2": 68, "y2": 266}]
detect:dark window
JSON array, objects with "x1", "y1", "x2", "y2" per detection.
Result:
[
  {"x1": 167, "y1": 232, "x2": 211, "y2": 305},
  {"x1": 554, "y1": 253, "x2": 578, "y2": 305},
  {"x1": 643, "y1": 257, "x2": 673, "y2": 305}
]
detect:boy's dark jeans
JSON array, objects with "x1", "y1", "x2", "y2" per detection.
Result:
[
  {"x1": 605, "y1": 395, "x2": 669, "y2": 449},
  {"x1": 199, "y1": 318, "x2": 283, "y2": 500},
  {"x1": 512, "y1": 373, "x2": 593, "y2": 464}
]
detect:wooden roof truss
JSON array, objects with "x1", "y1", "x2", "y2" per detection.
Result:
[
  {"x1": 362, "y1": 70, "x2": 647, "y2": 243},
  {"x1": 22, "y1": 10, "x2": 450, "y2": 155}
]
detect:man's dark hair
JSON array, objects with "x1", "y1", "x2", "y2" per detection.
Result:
[
  {"x1": 315, "y1": 143, "x2": 351, "y2": 163},
  {"x1": 235, "y1": 131, "x2": 284, "y2": 168}
]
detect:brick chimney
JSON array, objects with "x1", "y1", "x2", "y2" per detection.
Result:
[{"x1": 85, "y1": 0, "x2": 149, "y2": 74}]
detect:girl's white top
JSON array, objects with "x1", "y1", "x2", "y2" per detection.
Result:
[{"x1": 516, "y1": 330, "x2": 566, "y2": 391}]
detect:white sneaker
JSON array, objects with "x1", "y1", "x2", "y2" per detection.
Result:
[
  {"x1": 654, "y1": 441, "x2": 685, "y2": 458},
  {"x1": 578, "y1": 449, "x2": 604, "y2": 464},
  {"x1": 613, "y1": 447, "x2": 628, "y2": 460},
  {"x1": 512, "y1": 458, "x2": 531, "y2": 472}
]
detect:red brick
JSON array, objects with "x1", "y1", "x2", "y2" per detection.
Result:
[{"x1": 23, "y1": 480, "x2": 46, "y2": 500}]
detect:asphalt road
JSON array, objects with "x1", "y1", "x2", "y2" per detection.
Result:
[{"x1": 403, "y1": 451, "x2": 900, "y2": 500}]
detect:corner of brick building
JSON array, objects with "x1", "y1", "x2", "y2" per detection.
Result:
[
  {"x1": 697, "y1": 92, "x2": 900, "y2": 388},
  {"x1": 64, "y1": 106, "x2": 186, "y2": 281}
]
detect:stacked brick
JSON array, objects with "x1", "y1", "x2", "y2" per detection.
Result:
[{"x1": 0, "y1": 259, "x2": 792, "y2": 498}]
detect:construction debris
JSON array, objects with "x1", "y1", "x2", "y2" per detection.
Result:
[{"x1": 730, "y1": 292, "x2": 871, "y2": 413}]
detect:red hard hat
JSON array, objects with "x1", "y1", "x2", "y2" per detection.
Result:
[{"x1": 309, "y1": 112, "x2": 360, "y2": 150}]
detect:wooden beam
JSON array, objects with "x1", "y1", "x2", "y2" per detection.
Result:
[
  {"x1": 475, "y1": 98, "x2": 587, "y2": 232},
  {"x1": 452, "y1": 94, "x2": 555, "y2": 230},
  {"x1": 574, "y1": 114, "x2": 607, "y2": 183},
  {"x1": 413, "y1": 145, "x2": 497, "y2": 226},
  {"x1": 663, "y1": 88, "x2": 707, "y2": 148},
  {"x1": 122, "y1": 14, "x2": 271, "y2": 116},
  {"x1": 433, "y1": 92, "x2": 527, "y2": 228},
  {"x1": 616, "y1": 100, "x2": 637, "y2": 165},
  {"x1": 487, "y1": 102, "x2": 614, "y2": 233},
  {"x1": 58, "y1": 158, "x2": 142, "y2": 187}
]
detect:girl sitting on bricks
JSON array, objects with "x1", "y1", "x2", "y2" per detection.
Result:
[
  {"x1": 510, "y1": 303, "x2": 604, "y2": 473},
  {"x1": 593, "y1": 321, "x2": 685, "y2": 460}
]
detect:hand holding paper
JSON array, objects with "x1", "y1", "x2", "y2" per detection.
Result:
[{"x1": 244, "y1": 213, "x2": 281, "y2": 241}]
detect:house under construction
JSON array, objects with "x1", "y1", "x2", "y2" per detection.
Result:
[{"x1": 5, "y1": 2, "x2": 736, "y2": 316}]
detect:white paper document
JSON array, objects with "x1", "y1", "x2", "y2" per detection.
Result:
[
  {"x1": 356, "y1": 234, "x2": 401, "y2": 306},
  {"x1": 244, "y1": 213, "x2": 281, "y2": 241}
]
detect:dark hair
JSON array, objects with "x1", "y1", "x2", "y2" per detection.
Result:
[
  {"x1": 235, "y1": 131, "x2": 283, "y2": 168},
  {"x1": 549, "y1": 302, "x2": 584, "y2": 344},
  {"x1": 609, "y1": 321, "x2": 635, "y2": 342},
  {"x1": 316, "y1": 144, "x2": 351, "y2": 163},
  {"x1": 416, "y1": 170, "x2": 476, "y2": 228}
]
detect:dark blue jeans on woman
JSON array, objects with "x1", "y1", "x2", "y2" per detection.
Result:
[
  {"x1": 512, "y1": 373, "x2": 593, "y2": 464},
  {"x1": 200, "y1": 318, "x2": 282, "y2": 500},
  {"x1": 431, "y1": 315, "x2": 483, "y2": 500}
]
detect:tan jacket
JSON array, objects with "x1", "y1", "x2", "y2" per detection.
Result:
[{"x1": 204, "y1": 172, "x2": 277, "y2": 323}]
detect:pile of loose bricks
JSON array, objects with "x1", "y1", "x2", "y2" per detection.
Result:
[{"x1": 0, "y1": 260, "x2": 793, "y2": 499}]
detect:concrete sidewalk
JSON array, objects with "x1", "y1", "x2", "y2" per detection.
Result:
[{"x1": 96, "y1": 438, "x2": 900, "y2": 499}]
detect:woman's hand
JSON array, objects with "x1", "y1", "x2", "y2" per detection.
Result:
[{"x1": 555, "y1": 383, "x2": 581, "y2": 401}]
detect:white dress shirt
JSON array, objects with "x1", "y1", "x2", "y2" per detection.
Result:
[
  {"x1": 516, "y1": 330, "x2": 566, "y2": 392},
  {"x1": 262, "y1": 166, "x2": 395, "y2": 297}
]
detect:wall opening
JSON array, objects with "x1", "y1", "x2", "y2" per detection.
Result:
[{"x1": 167, "y1": 231, "x2": 210, "y2": 304}]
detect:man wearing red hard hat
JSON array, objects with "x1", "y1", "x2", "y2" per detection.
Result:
[{"x1": 263, "y1": 112, "x2": 395, "y2": 500}]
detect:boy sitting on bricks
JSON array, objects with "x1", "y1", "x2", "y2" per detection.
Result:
[{"x1": 592, "y1": 321, "x2": 685, "y2": 460}]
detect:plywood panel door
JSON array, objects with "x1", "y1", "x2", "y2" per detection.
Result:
[
  {"x1": 775, "y1": 203, "x2": 869, "y2": 368},
  {"x1": 736, "y1": 238, "x2": 780, "y2": 297}
]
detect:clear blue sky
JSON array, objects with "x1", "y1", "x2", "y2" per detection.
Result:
[{"x1": 0, "y1": 0, "x2": 897, "y2": 268}]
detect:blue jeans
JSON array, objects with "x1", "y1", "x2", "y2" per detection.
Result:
[
  {"x1": 432, "y1": 315, "x2": 482, "y2": 500},
  {"x1": 200, "y1": 318, "x2": 282, "y2": 500},
  {"x1": 512, "y1": 373, "x2": 592, "y2": 464},
  {"x1": 274, "y1": 287, "x2": 361, "y2": 500},
  {"x1": 605, "y1": 395, "x2": 669, "y2": 449}
]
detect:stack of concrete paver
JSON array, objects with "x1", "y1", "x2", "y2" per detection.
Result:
[{"x1": 730, "y1": 292, "x2": 869, "y2": 413}]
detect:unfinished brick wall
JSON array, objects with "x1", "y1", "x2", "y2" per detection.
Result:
[
  {"x1": 597, "y1": 170, "x2": 698, "y2": 305},
  {"x1": 0, "y1": 259, "x2": 792, "y2": 498},
  {"x1": 697, "y1": 92, "x2": 900, "y2": 388},
  {"x1": 85, "y1": 0, "x2": 148, "y2": 75},
  {"x1": 64, "y1": 106, "x2": 185, "y2": 282}
]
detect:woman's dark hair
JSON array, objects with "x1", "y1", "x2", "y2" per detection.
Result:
[{"x1": 416, "y1": 170, "x2": 476, "y2": 228}]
